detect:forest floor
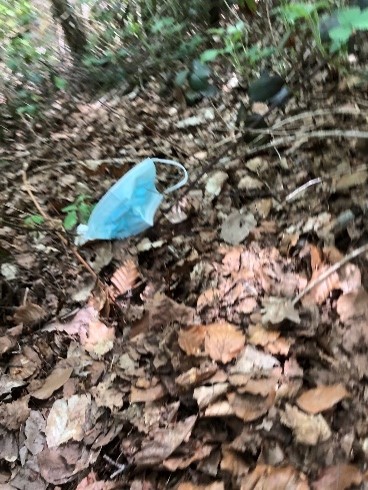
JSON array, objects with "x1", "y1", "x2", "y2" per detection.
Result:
[{"x1": 1, "y1": 47, "x2": 368, "y2": 489}]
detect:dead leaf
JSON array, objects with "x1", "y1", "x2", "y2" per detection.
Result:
[
  {"x1": 133, "y1": 415, "x2": 197, "y2": 466},
  {"x1": 175, "y1": 364, "x2": 218, "y2": 388},
  {"x1": 336, "y1": 288, "x2": 368, "y2": 324},
  {"x1": 80, "y1": 319, "x2": 115, "y2": 356},
  {"x1": 0, "y1": 396, "x2": 30, "y2": 431},
  {"x1": 177, "y1": 483, "x2": 224, "y2": 490},
  {"x1": 204, "y1": 399, "x2": 235, "y2": 417},
  {"x1": 193, "y1": 383, "x2": 229, "y2": 409},
  {"x1": 147, "y1": 293, "x2": 199, "y2": 330},
  {"x1": 281, "y1": 404, "x2": 331, "y2": 445},
  {"x1": 296, "y1": 384, "x2": 349, "y2": 414},
  {"x1": 13, "y1": 303, "x2": 46, "y2": 325},
  {"x1": 76, "y1": 471, "x2": 118, "y2": 489},
  {"x1": 231, "y1": 345, "x2": 280, "y2": 374},
  {"x1": 163, "y1": 443, "x2": 214, "y2": 471},
  {"x1": 220, "y1": 448, "x2": 249, "y2": 478},
  {"x1": 220, "y1": 211, "x2": 257, "y2": 245},
  {"x1": 334, "y1": 170, "x2": 368, "y2": 191},
  {"x1": 38, "y1": 443, "x2": 98, "y2": 485},
  {"x1": 31, "y1": 366, "x2": 73, "y2": 400},
  {"x1": 240, "y1": 464, "x2": 309, "y2": 490},
  {"x1": 110, "y1": 259, "x2": 140, "y2": 297},
  {"x1": 91, "y1": 375, "x2": 124, "y2": 411},
  {"x1": 25, "y1": 410, "x2": 46, "y2": 455},
  {"x1": 228, "y1": 391, "x2": 275, "y2": 422},
  {"x1": 130, "y1": 384, "x2": 165, "y2": 403},
  {"x1": 302, "y1": 266, "x2": 340, "y2": 306},
  {"x1": 178, "y1": 325, "x2": 206, "y2": 356},
  {"x1": 262, "y1": 297, "x2": 300, "y2": 325},
  {"x1": 312, "y1": 464, "x2": 362, "y2": 490},
  {"x1": 204, "y1": 322, "x2": 245, "y2": 363},
  {"x1": 45, "y1": 394, "x2": 93, "y2": 447},
  {"x1": 205, "y1": 171, "x2": 228, "y2": 196}
]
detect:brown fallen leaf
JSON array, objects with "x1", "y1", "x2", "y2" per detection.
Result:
[
  {"x1": 296, "y1": 384, "x2": 349, "y2": 414},
  {"x1": 13, "y1": 303, "x2": 46, "y2": 325},
  {"x1": 312, "y1": 464, "x2": 362, "y2": 490},
  {"x1": 262, "y1": 297, "x2": 300, "y2": 325},
  {"x1": 0, "y1": 396, "x2": 30, "y2": 431},
  {"x1": 178, "y1": 483, "x2": 224, "y2": 490},
  {"x1": 110, "y1": 259, "x2": 140, "y2": 297},
  {"x1": 204, "y1": 322, "x2": 245, "y2": 363},
  {"x1": 45, "y1": 394, "x2": 94, "y2": 448},
  {"x1": 130, "y1": 384, "x2": 165, "y2": 403},
  {"x1": 76, "y1": 470, "x2": 118, "y2": 489},
  {"x1": 133, "y1": 415, "x2": 197, "y2": 466},
  {"x1": 163, "y1": 443, "x2": 214, "y2": 471},
  {"x1": 240, "y1": 464, "x2": 309, "y2": 490},
  {"x1": 80, "y1": 319, "x2": 115, "y2": 356},
  {"x1": 31, "y1": 366, "x2": 73, "y2": 400},
  {"x1": 231, "y1": 345, "x2": 280, "y2": 374},
  {"x1": 193, "y1": 383, "x2": 229, "y2": 409},
  {"x1": 228, "y1": 391, "x2": 275, "y2": 422},
  {"x1": 281, "y1": 404, "x2": 331, "y2": 445},
  {"x1": 204, "y1": 399, "x2": 235, "y2": 417},
  {"x1": 220, "y1": 449, "x2": 249, "y2": 478},
  {"x1": 175, "y1": 364, "x2": 218, "y2": 388},
  {"x1": 336, "y1": 288, "x2": 368, "y2": 325},
  {"x1": 178, "y1": 325, "x2": 206, "y2": 356}
]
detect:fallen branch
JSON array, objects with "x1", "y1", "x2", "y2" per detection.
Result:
[{"x1": 293, "y1": 243, "x2": 368, "y2": 306}]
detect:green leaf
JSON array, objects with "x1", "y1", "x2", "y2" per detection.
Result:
[
  {"x1": 175, "y1": 69, "x2": 189, "y2": 88},
  {"x1": 328, "y1": 25, "x2": 352, "y2": 43},
  {"x1": 200, "y1": 49, "x2": 222, "y2": 63},
  {"x1": 61, "y1": 204, "x2": 77, "y2": 213},
  {"x1": 63, "y1": 211, "x2": 78, "y2": 230},
  {"x1": 78, "y1": 203, "x2": 94, "y2": 224},
  {"x1": 189, "y1": 72, "x2": 209, "y2": 92},
  {"x1": 54, "y1": 76, "x2": 67, "y2": 90},
  {"x1": 337, "y1": 7, "x2": 362, "y2": 26},
  {"x1": 239, "y1": 0, "x2": 257, "y2": 13},
  {"x1": 24, "y1": 215, "x2": 45, "y2": 227},
  {"x1": 352, "y1": 9, "x2": 368, "y2": 29},
  {"x1": 191, "y1": 59, "x2": 211, "y2": 80}
]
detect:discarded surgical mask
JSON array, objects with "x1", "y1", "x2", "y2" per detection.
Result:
[{"x1": 75, "y1": 158, "x2": 188, "y2": 245}]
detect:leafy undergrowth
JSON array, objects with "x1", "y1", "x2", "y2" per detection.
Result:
[{"x1": 1, "y1": 63, "x2": 368, "y2": 489}]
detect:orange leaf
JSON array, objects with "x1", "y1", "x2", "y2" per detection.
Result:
[
  {"x1": 204, "y1": 322, "x2": 245, "y2": 363},
  {"x1": 178, "y1": 325, "x2": 206, "y2": 356},
  {"x1": 297, "y1": 384, "x2": 349, "y2": 414},
  {"x1": 110, "y1": 259, "x2": 139, "y2": 296}
]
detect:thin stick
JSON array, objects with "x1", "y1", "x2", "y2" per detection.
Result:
[
  {"x1": 103, "y1": 454, "x2": 127, "y2": 479},
  {"x1": 293, "y1": 243, "x2": 368, "y2": 306},
  {"x1": 21, "y1": 164, "x2": 98, "y2": 282},
  {"x1": 285, "y1": 178, "x2": 322, "y2": 202}
]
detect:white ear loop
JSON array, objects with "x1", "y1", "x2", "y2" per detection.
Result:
[{"x1": 151, "y1": 158, "x2": 188, "y2": 194}]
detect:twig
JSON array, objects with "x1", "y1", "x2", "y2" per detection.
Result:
[
  {"x1": 273, "y1": 107, "x2": 364, "y2": 129},
  {"x1": 243, "y1": 129, "x2": 368, "y2": 156},
  {"x1": 293, "y1": 243, "x2": 368, "y2": 306},
  {"x1": 285, "y1": 178, "x2": 322, "y2": 202},
  {"x1": 21, "y1": 163, "x2": 99, "y2": 282},
  {"x1": 103, "y1": 454, "x2": 127, "y2": 479}
]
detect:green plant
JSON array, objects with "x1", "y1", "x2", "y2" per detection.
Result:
[
  {"x1": 274, "y1": 1, "x2": 329, "y2": 53},
  {"x1": 24, "y1": 214, "x2": 45, "y2": 228},
  {"x1": 200, "y1": 21, "x2": 274, "y2": 74},
  {"x1": 175, "y1": 59, "x2": 216, "y2": 103},
  {"x1": 328, "y1": 6, "x2": 368, "y2": 50},
  {"x1": 61, "y1": 195, "x2": 94, "y2": 231}
]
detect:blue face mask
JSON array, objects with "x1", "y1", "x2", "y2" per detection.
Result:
[{"x1": 75, "y1": 158, "x2": 188, "y2": 245}]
